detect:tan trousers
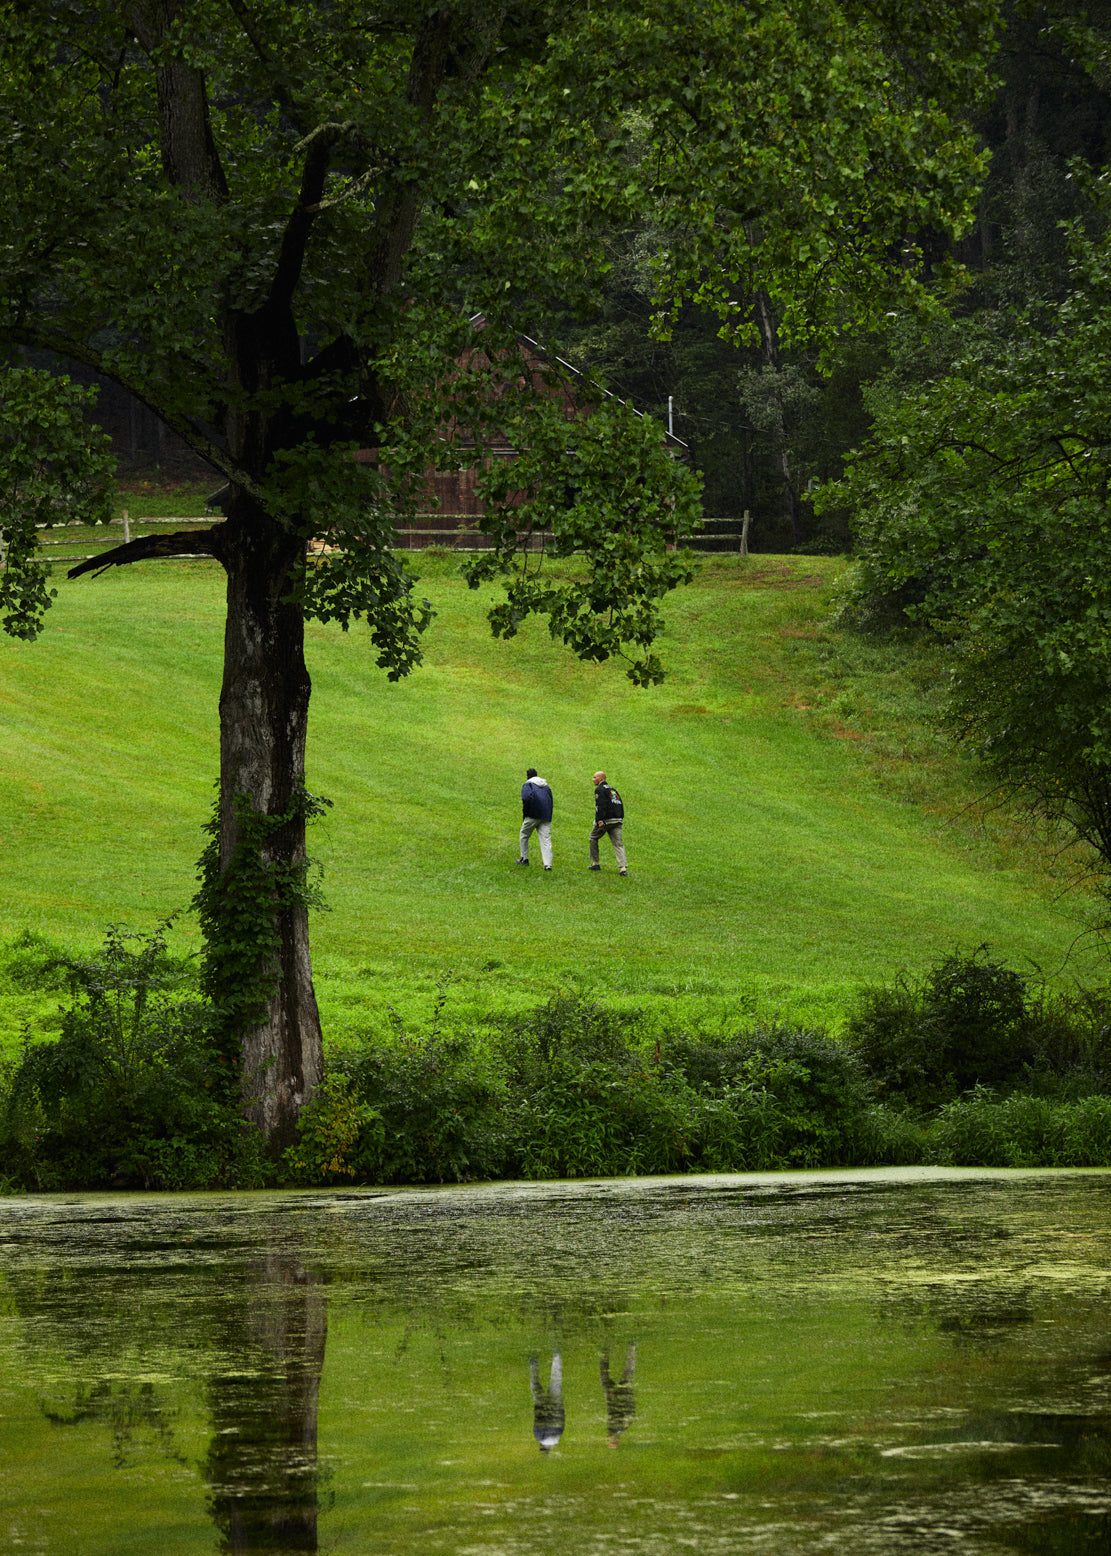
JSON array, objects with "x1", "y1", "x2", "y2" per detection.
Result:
[{"x1": 589, "y1": 820, "x2": 626, "y2": 871}]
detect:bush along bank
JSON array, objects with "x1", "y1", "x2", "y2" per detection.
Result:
[
  {"x1": 2, "y1": 934, "x2": 1111, "y2": 1190},
  {"x1": 286, "y1": 1000, "x2": 881, "y2": 1186},
  {"x1": 0, "y1": 926, "x2": 268, "y2": 1191}
]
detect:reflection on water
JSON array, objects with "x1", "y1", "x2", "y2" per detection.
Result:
[
  {"x1": 1, "y1": 1169, "x2": 1111, "y2": 1552},
  {"x1": 600, "y1": 1343, "x2": 636, "y2": 1447},
  {"x1": 528, "y1": 1353, "x2": 564, "y2": 1453},
  {"x1": 204, "y1": 1257, "x2": 325, "y2": 1552}
]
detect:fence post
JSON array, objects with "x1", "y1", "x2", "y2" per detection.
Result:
[
  {"x1": 740, "y1": 509, "x2": 751, "y2": 558},
  {"x1": 122, "y1": 509, "x2": 131, "y2": 545}
]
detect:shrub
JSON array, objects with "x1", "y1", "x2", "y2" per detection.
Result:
[
  {"x1": 496, "y1": 996, "x2": 670, "y2": 1177},
  {"x1": 855, "y1": 1104, "x2": 931, "y2": 1166},
  {"x1": 1025, "y1": 987, "x2": 1111, "y2": 1096},
  {"x1": 665, "y1": 1023, "x2": 873, "y2": 1167},
  {"x1": 18, "y1": 942, "x2": 1111, "y2": 1187},
  {"x1": 682, "y1": 1085, "x2": 788, "y2": 1172},
  {"x1": 499, "y1": 994, "x2": 646, "y2": 1078},
  {"x1": 848, "y1": 946, "x2": 1041, "y2": 1109},
  {"x1": 341, "y1": 1032, "x2": 505, "y2": 1184},
  {"x1": 283, "y1": 1071, "x2": 383, "y2": 1185},
  {"x1": 0, "y1": 924, "x2": 265, "y2": 1190},
  {"x1": 929, "y1": 1088, "x2": 1111, "y2": 1167},
  {"x1": 329, "y1": 997, "x2": 885, "y2": 1184}
]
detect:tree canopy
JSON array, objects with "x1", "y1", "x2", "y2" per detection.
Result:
[
  {"x1": 822, "y1": 200, "x2": 1111, "y2": 901},
  {"x1": 0, "y1": 0, "x2": 1001, "y2": 1146}
]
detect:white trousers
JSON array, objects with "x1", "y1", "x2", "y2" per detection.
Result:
[{"x1": 519, "y1": 817, "x2": 552, "y2": 867}]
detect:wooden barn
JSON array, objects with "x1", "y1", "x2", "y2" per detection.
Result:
[
  {"x1": 368, "y1": 314, "x2": 688, "y2": 549},
  {"x1": 212, "y1": 316, "x2": 688, "y2": 548}
]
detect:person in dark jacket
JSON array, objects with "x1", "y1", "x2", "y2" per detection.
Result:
[
  {"x1": 518, "y1": 767, "x2": 554, "y2": 869},
  {"x1": 600, "y1": 1343, "x2": 637, "y2": 1447},
  {"x1": 589, "y1": 770, "x2": 627, "y2": 875}
]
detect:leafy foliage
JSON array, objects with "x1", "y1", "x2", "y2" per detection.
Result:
[
  {"x1": 0, "y1": 925, "x2": 264, "y2": 1190},
  {"x1": 338, "y1": 1037, "x2": 505, "y2": 1186},
  {"x1": 931, "y1": 1088, "x2": 1111, "y2": 1168},
  {"x1": 0, "y1": 368, "x2": 114, "y2": 639},
  {"x1": 664, "y1": 1023, "x2": 871, "y2": 1165},
  {"x1": 467, "y1": 395, "x2": 699, "y2": 684},
  {"x1": 0, "y1": 0, "x2": 998, "y2": 639},
  {"x1": 847, "y1": 946, "x2": 1040, "y2": 1109},
  {"x1": 821, "y1": 206, "x2": 1111, "y2": 894},
  {"x1": 283, "y1": 1070, "x2": 382, "y2": 1184},
  {"x1": 285, "y1": 996, "x2": 880, "y2": 1182},
  {"x1": 844, "y1": 944, "x2": 1111, "y2": 1111},
  {"x1": 496, "y1": 996, "x2": 675, "y2": 1177}
]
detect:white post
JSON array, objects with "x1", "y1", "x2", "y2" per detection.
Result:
[
  {"x1": 668, "y1": 395, "x2": 674, "y2": 437},
  {"x1": 740, "y1": 509, "x2": 751, "y2": 558},
  {"x1": 122, "y1": 509, "x2": 130, "y2": 544}
]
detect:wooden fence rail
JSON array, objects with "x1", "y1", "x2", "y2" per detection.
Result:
[{"x1": 13, "y1": 510, "x2": 753, "y2": 566}]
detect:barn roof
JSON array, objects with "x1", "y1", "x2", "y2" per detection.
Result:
[{"x1": 467, "y1": 313, "x2": 689, "y2": 454}]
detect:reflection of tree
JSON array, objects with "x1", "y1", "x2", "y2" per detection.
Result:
[
  {"x1": 7, "y1": 1262, "x2": 196, "y2": 1473},
  {"x1": 204, "y1": 1255, "x2": 327, "y2": 1553},
  {"x1": 41, "y1": 1377, "x2": 188, "y2": 1471},
  {"x1": 881, "y1": 1285, "x2": 1035, "y2": 1349}
]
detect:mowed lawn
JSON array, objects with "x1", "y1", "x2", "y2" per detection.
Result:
[{"x1": 1, "y1": 551, "x2": 1101, "y2": 1042}]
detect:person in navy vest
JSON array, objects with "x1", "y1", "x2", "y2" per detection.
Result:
[
  {"x1": 529, "y1": 1353, "x2": 564, "y2": 1451},
  {"x1": 518, "y1": 768, "x2": 554, "y2": 869}
]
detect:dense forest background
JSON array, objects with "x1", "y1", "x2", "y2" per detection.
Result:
[
  {"x1": 553, "y1": 2, "x2": 1111, "y2": 552},
  {"x1": 28, "y1": 7, "x2": 1111, "y2": 552}
]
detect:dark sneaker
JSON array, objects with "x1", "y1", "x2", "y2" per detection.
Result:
[
  {"x1": 619, "y1": 869, "x2": 628, "y2": 876},
  {"x1": 544, "y1": 866, "x2": 552, "y2": 871},
  {"x1": 516, "y1": 858, "x2": 529, "y2": 866},
  {"x1": 588, "y1": 864, "x2": 601, "y2": 871}
]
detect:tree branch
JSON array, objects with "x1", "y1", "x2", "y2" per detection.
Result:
[
  {"x1": 123, "y1": 2, "x2": 228, "y2": 201},
  {"x1": 7, "y1": 324, "x2": 271, "y2": 508},
  {"x1": 67, "y1": 527, "x2": 223, "y2": 580},
  {"x1": 268, "y1": 122, "x2": 367, "y2": 315},
  {"x1": 224, "y1": 0, "x2": 310, "y2": 136},
  {"x1": 299, "y1": 332, "x2": 360, "y2": 384},
  {"x1": 367, "y1": 9, "x2": 455, "y2": 298},
  {"x1": 362, "y1": 7, "x2": 506, "y2": 298}
]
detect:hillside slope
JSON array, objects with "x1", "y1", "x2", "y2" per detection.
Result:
[{"x1": 0, "y1": 553, "x2": 1099, "y2": 1042}]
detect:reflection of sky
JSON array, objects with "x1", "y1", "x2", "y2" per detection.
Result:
[{"x1": 1, "y1": 1170, "x2": 1111, "y2": 1551}]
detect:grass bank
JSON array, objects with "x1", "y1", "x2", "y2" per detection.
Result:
[{"x1": 0, "y1": 548, "x2": 1102, "y2": 1054}]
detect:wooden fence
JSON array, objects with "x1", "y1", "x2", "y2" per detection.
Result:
[
  {"x1": 27, "y1": 515, "x2": 214, "y2": 568},
  {"x1": 18, "y1": 508, "x2": 753, "y2": 566}
]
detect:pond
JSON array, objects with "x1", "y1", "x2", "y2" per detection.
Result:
[{"x1": 1, "y1": 1167, "x2": 1110, "y2": 1553}]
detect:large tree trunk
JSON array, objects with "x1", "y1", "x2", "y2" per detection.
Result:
[
  {"x1": 753, "y1": 287, "x2": 804, "y2": 548},
  {"x1": 219, "y1": 501, "x2": 323, "y2": 1150}
]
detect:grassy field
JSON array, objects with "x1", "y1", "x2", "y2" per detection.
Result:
[{"x1": 1, "y1": 538, "x2": 1103, "y2": 1052}]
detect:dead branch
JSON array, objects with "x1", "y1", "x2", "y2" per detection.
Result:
[{"x1": 67, "y1": 527, "x2": 223, "y2": 580}]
